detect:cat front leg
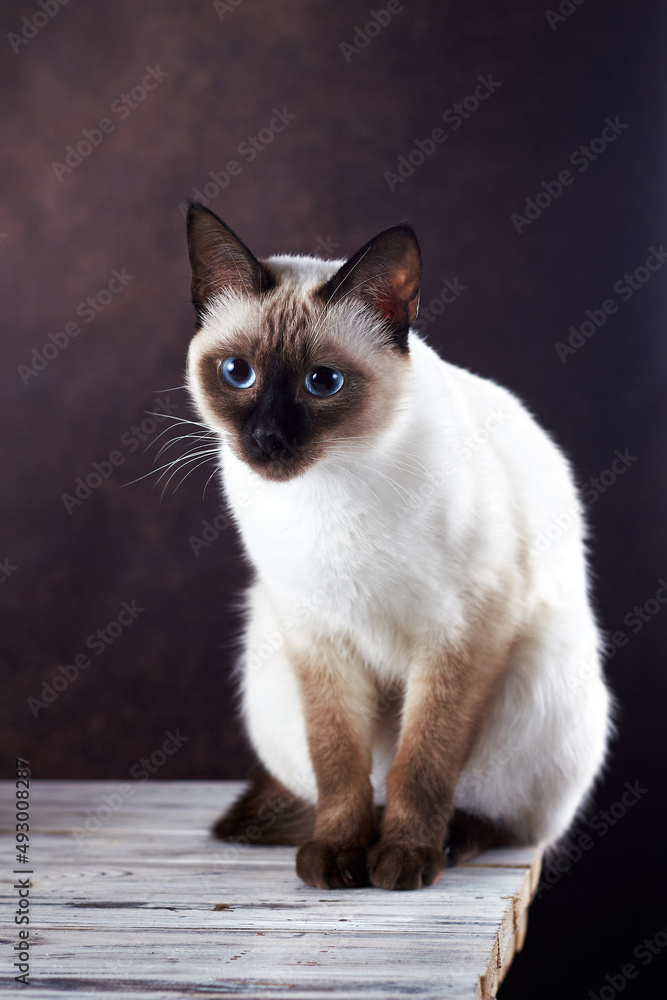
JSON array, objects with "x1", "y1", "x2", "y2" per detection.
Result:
[
  {"x1": 369, "y1": 651, "x2": 500, "y2": 890},
  {"x1": 292, "y1": 645, "x2": 378, "y2": 889}
]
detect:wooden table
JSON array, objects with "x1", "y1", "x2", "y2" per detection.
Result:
[{"x1": 1, "y1": 781, "x2": 541, "y2": 998}]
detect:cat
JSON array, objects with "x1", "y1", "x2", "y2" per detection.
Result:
[{"x1": 184, "y1": 202, "x2": 611, "y2": 891}]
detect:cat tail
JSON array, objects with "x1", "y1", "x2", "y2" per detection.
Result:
[
  {"x1": 213, "y1": 764, "x2": 315, "y2": 846},
  {"x1": 444, "y1": 809, "x2": 522, "y2": 866}
]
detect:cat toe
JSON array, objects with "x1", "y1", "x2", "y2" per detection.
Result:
[
  {"x1": 296, "y1": 840, "x2": 369, "y2": 889},
  {"x1": 368, "y1": 841, "x2": 444, "y2": 891}
]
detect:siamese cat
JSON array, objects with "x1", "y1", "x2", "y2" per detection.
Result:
[{"x1": 185, "y1": 203, "x2": 610, "y2": 891}]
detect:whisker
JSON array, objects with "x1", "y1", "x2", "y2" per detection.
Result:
[
  {"x1": 145, "y1": 412, "x2": 213, "y2": 430},
  {"x1": 321, "y1": 440, "x2": 438, "y2": 485},
  {"x1": 372, "y1": 457, "x2": 435, "y2": 483},
  {"x1": 152, "y1": 431, "x2": 217, "y2": 461},
  {"x1": 124, "y1": 447, "x2": 219, "y2": 488},
  {"x1": 369, "y1": 467, "x2": 417, "y2": 505},
  {"x1": 203, "y1": 463, "x2": 224, "y2": 499},
  {"x1": 155, "y1": 449, "x2": 220, "y2": 495},
  {"x1": 342, "y1": 459, "x2": 415, "y2": 505},
  {"x1": 165, "y1": 455, "x2": 220, "y2": 500},
  {"x1": 390, "y1": 451, "x2": 435, "y2": 476},
  {"x1": 144, "y1": 419, "x2": 217, "y2": 454},
  {"x1": 328, "y1": 462, "x2": 381, "y2": 504},
  {"x1": 329, "y1": 465, "x2": 350, "y2": 503}
]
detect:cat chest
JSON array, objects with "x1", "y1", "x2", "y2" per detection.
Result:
[
  {"x1": 237, "y1": 493, "x2": 467, "y2": 667},
  {"x1": 246, "y1": 508, "x2": 418, "y2": 598}
]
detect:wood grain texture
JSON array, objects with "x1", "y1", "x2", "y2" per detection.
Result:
[{"x1": 0, "y1": 781, "x2": 542, "y2": 999}]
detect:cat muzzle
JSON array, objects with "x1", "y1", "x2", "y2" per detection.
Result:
[{"x1": 251, "y1": 426, "x2": 291, "y2": 460}]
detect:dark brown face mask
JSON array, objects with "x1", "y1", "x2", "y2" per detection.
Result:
[{"x1": 186, "y1": 204, "x2": 422, "y2": 481}]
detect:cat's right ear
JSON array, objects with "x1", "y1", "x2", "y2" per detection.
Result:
[{"x1": 186, "y1": 203, "x2": 274, "y2": 321}]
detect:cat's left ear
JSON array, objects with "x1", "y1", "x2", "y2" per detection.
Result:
[{"x1": 319, "y1": 225, "x2": 422, "y2": 350}]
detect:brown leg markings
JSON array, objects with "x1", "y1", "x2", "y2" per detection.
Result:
[
  {"x1": 369, "y1": 650, "x2": 502, "y2": 890},
  {"x1": 213, "y1": 763, "x2": 315, "y2": 846},
  {"x1": 293, "y1": 647, "x2": 377, "y2": 890},
  {"x1": 444, "y1": 809, "x2": 520, "y2": 867}
]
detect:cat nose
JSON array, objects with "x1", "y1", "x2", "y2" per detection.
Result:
[{"x1": 251, "y1": 426, "x2": 285, "y2": 458}]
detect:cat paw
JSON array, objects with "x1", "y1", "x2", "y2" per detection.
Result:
[
  {"x1": 368, "y1": 841, "x2": 444, "y2": 890},
  {"x1": 296, "y1": 840, "x2": 369, "y2": 889}
]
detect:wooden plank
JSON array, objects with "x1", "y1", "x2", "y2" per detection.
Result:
[{"x1": 0, "y1": 781, "x2": 540, "y2": 998}]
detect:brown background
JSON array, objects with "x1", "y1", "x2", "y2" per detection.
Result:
[{"x1": 2, "y1": 1, "x2": 665, "y2": 996}]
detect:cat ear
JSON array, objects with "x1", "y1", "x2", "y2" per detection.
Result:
[
  {"x1": 319, "y1": 225, "x2": 422, "y2": 349},
  {"x1": 186, "y1": 203, "x2": 274, "y2": 320}
]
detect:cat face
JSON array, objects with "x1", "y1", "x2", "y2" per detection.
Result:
[{"x1": 186, "y1": 205, "x2": 422, "y2": 481}]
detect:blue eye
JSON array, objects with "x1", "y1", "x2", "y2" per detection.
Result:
[
  {"x1": 305, "y1": 366, "x2": 344, "y2": 397},
  {"x1": 220, "y1": 357, "x2": 256, "y2": 389}
]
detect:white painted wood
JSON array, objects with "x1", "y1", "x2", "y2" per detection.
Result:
[{"x1": 0, "y1": 781, "x2": 541, "y2": 998}]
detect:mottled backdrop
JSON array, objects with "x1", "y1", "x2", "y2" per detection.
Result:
[{"x1": 2, "y1": 1, "x2": 665, "y2": 996}]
